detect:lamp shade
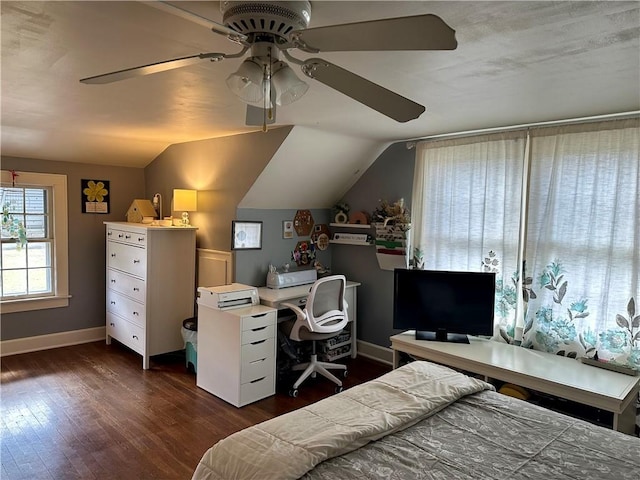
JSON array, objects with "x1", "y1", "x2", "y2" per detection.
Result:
[
  {"x1": 173, "y1": 189, "x2": 197, "y2": 212},
  {"x1": 226, "y1": 59, "x2": 264, "y2": 103},
  {"x1": 272, "y1": 63, "x2": 309, "y2": 106}
]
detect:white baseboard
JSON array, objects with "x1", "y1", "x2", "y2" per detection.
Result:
[
  {"x1": 1, "y1": 326, "x2": 106, "y2": 357},
  {"x1": 356, "y1": 340, "x2": 393, "y2": 366}
]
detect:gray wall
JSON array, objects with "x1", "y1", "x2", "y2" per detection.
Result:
[
  {"x1": 144, "y1": 127, "x2": 293, "y2": 252},
  {"x1": 235, "y1": 208, "x2": 332, "y2": 287},
  {"x1": 1, "y1": 156, "x2": 144, "y2": 341},
  {"x1": 332, "y1": 142, "x2": 415, "y2": 347}
]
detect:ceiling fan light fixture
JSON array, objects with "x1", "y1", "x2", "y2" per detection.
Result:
[
  {"x1": 226, "y1": 58, "x2": 264, "y2": 103},
  {"x1": 272, "y1": 62, "x2": 309, "y2": 106}
]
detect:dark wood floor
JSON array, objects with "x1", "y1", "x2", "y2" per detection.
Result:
[{"x1": 1, "y1": 341, "x2": 391, "y2": 480}]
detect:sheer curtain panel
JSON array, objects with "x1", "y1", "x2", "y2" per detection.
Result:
[
  {"x1": 411, "y1": 132, "x2": 527, "y2": 337},
  {"x1": 522, "y1": 119, "x2": 640, "y2": 367}
]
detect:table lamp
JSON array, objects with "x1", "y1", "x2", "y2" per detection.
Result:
[{"x1": 173, "y1": 189, "x2": 197, "y2": 226}]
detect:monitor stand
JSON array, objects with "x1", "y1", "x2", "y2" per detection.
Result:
[{"x1": 415, "y1": 329, "x2": 470, "y2": 343}]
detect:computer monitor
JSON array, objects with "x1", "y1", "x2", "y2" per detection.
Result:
[{"x1": 393, "y1": 268, "x2": 496, "y2": 343}]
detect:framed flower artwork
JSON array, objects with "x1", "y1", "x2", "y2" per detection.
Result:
[{"x1": 81, "y1": 179, "x2": 110, "y2": 213}]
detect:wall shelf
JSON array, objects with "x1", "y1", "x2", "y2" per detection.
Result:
[
  {"x1": 329, "y1": 239, "x2": 373, "y2": 246},
  {"x1": 329, "y1": 223, "x2": 371, "y2": 229}
]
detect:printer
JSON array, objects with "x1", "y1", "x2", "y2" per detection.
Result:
[
  {"x1": 266, "y1": 269, "x2": 317, "y2": 289},
  {"x1": 197, "y1": 283, "x2": 259, "y2": 310}
]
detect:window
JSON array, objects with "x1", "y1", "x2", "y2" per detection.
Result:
[
  {"x1": 1, "y1": 171, "x2": 69, "y2": 312},
  {"x1": 411, "y1": 118, "x2": 640, "y2": 368}
]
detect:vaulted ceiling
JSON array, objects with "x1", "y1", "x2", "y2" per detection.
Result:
[{"x1": 2, "y1": 1, "x2": 638, "y2": 168}]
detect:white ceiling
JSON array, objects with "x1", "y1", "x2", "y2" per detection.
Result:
[{"x1": 2, "y1": 1, "x2": 639, "y2": 168}]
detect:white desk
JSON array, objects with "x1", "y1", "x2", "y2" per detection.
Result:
[
  {"x1": 390, "y1": 331, "x2": 640, "y2": 434},
  {"x1": 258, "y1": 281, "x2": 360, "y2": 359}
]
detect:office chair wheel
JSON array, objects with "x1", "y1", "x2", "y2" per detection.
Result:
[
  {"x1": 289, "y1": 388, "x2": 299, "y2": 398},
  {"x1": 343, "y1": 370, "x2": 348, "y2": 378},
  {"x1": 335, "y1": 386, "x2": 343, "y2": 394}
]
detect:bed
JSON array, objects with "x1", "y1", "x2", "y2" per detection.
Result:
[{"x1": 192, "y1": 361, "x2": 640, "y2": 480}]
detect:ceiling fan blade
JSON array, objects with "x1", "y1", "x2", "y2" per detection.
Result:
[
  {"x1": 80, "y1": 53, "x2": 224, "y2": 84},
  {"x1": 301, "y1": 59, "x2": 425, "y2": 123},
  {"x1": 141, "y1": 1, "x2": 247, "y2": 42},
  {"x1": 246, "y1": 104, "x2": 276, "y2": 127},
  {"x1": 290, "y1": 14, "x2": 456, "y2": 52}
]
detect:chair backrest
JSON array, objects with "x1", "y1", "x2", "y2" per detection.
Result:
[
  {"x1": 283, "y1": 275, "x2": 349, "y2": 341},
  {"x1": 306, "y1": 275, "x2": 348, "y2": 333}
]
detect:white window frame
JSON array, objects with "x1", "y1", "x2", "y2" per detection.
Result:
[{"x1": 1, "y1": 171, "x2": 69, "y2": 313}]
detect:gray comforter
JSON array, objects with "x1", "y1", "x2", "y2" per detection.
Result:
[
  {"x1": 193, "y1": 360, "x2": 640, "y2": 480},
  {"x1": 304, "y1": 388, "x2": 640, "y2": 480}
]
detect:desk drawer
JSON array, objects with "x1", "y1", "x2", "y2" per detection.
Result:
[
  {"x1": 241, "y1": 355, "x2": 274, "y2": 384},
  {"x1": 242, "y1": 311, "x2": 276, "y2": 331},
  {"x1": 241, "y1": 338, "x2": 275, "y2": 363},
  {"x1": 241, "y1": 323, "x2": 275, "y2": 345},
  {"x1": 284, "y1": 295, "x2": 308, "y2": 309},
  {"x1": 240, "y1": 374, "x2": 274, "y2": 406}
]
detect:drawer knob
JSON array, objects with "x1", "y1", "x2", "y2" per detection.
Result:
[
  {"x1": 107, "y1": 231, "x2": 112, "y2": 236},
  {"x1": 133, "y1": 287, "x2": 139, "y2": 292},
  {"x1": 138, "y1": 237, "x2": 144, "y2": 242},
  {"x1": 111, "y1": 253, "x2": 116, "y2": 257},
  {"x1": 133, "y1": 259, "x2": 140, "y2": 264},
  {"x1": 133, "y1": 311, "x2": 139, "y2": 316},
  {"x1": 125, "y1": 235, "x2": 131, "y2": 239},
  {"x1": 110, "y1": 322, "x2": 115, "y2": 327},
  {"x1": 110, "y1": 279, "x2": 116, "y2": 283},
  {"x1": 110, "y1": 301, "x2": 116, "y2": 305},
  {"x1": 118, "y1": 234, "x2": 123, "y2": 238},
  {"x1": 132, "y1": 335, "x2": 138, "y2": 340}
]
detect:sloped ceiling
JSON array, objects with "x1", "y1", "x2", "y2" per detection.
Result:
[{"x1": 239, "y1": 126, "x2": 388, "y2": 209}]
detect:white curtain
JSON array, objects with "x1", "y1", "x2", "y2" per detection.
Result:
[
  {"x1": 411, "y1": 132, "x2": 527, "y2": 337},
  {"x1": 522, "y1": 119, "x2": 640, "y2": 365}
]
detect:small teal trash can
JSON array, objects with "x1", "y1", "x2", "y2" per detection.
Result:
[{"x1": 182, "y1": 317, "x2": 197, "y2": 373}]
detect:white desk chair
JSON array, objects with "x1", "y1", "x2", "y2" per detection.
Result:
[{"x1": 281, "y1": 275, "x2": 349, "y2": 397}]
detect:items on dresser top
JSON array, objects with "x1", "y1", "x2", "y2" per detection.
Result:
[
  {"x1": 266, "y1": 267, "x2": 317, "y2": 289},
  {"x1": 197, "y1": 283, "x2": 259, "y2": 310},
  {"x1": 104, "y1": 222, "x2": 197, "y2": 369}
]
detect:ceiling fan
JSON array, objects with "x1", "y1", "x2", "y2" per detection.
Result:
[{"x1": 80, "y1": 1, "x2": 457, "y2": 130}]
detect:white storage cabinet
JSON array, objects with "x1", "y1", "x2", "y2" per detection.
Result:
[
  {"x1": 105, "y1": 222, "x2": 196, "y2": 369},
  {"x1": 197, "y1": 303, "x2": 277, "y2": 407}
]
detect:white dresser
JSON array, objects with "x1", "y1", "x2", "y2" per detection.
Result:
[
  {"x1": 196, "y1": 302, "x2": 277, "y2": 407},
  {"x1": 104, "y1": 222, "x2": 197, "y2": 369}
]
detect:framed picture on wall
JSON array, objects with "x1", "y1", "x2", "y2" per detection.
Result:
[
  {"x1": 81, "y1": 179, "x2": 110, "y2": 214},
  {"x1": 283, "y1": 220, "x2": 294, "y2": 239},
  {"x1": 231, "y1": 221, "x2": 263, "y2": 250}
]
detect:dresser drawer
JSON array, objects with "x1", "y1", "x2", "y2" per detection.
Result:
[
  {"x1": 107, "y1": 227, "x2": 147, "y2": 247},
  {"x1": 107, "y1": 312, "x2": 145, "y2": 355},
  {"x1": 241, "y1": 337, "x2": 275, "y2": 363},
  {"x1": 107, "y1": 290, "x2": 145, "y2": 327},
  {"x1": 107, "y1": 241, "x2": 146, "y2": 277},
  {"x1": 240, "y1": 374, "x2": 274, "y2": 406},
  {"x1": 240, "y1": 355, "x2": 274, "y2": 384},
  {"x1": 107, "y1": 268, "x2": 146, "y2": 302},
  {"x1": 241, "y1": 323, "x2": 275, "y2": 345},
  {"x1": 241, "y1": 311, "x2": 277, "y2": 331}
]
